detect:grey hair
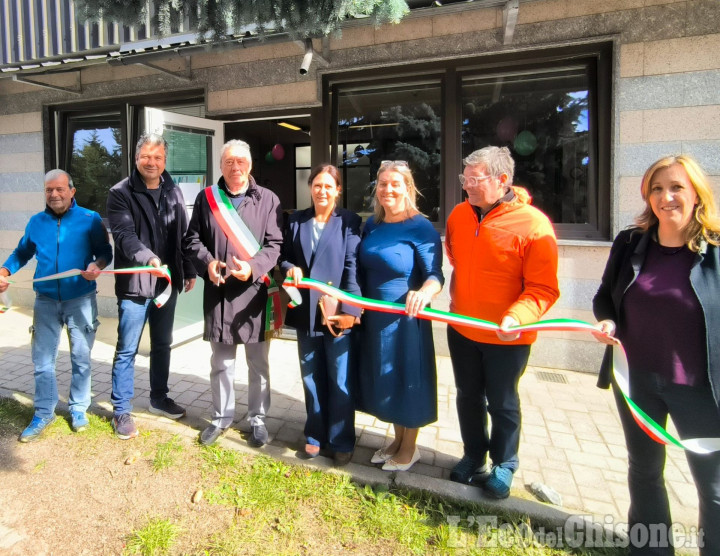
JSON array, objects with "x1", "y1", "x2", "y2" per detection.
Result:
[
  {"x1": 221, "y1": 139, "x2": 252, "y2": 161},
  {"x1": 45, "y1": 169, "x2": 74, "y2": 189},
  {"x1": 463, "y1": 146, "x2": 515, "y2": 183},
  {"x1": 135, "y1": 133, "x2": 168, "y2": 160}
]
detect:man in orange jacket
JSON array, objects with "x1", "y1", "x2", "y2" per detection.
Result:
[{"x1": 445, "y1": 146, "x2": 559, "y2": 499}]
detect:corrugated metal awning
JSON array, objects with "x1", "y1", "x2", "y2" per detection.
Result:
[{"x1": 1, "y1": 0, "x2": 509, "y2": 78}]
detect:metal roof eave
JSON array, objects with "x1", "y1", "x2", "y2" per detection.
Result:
[{"x1": 0, "y1": 0, "x2": 529, "y2": 80}]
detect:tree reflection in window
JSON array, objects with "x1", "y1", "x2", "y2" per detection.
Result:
[
  {"x1": 68, "y1": 120, "x2": 123, "y2": 218},
  {"x1": 462, "y1": 67, "x2": 591, "y2": 225},
  {"x1": 336, "y1": 82, "x2": 442, "y2": 222}
]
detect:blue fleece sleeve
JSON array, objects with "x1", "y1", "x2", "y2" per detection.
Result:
[
  {"x1": 90, "y1": 212, "x2": 113, "y2": 268},
  {"x1": 1, "y1": 220, "x2": 37, "y2": 275}
]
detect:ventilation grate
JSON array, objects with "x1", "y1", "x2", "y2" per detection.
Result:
[{"x1": 535, "y1": 371, "x2": 568, "y2": 384}]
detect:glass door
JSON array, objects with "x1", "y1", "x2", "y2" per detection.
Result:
[{"x1": 144, "y1": 107, "x2": 224, "y2": 346}]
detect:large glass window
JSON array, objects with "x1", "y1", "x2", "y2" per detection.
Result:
[
  {"x1": 334, "y1": 80, "x2": 442, "y2": 222},
  {"x1": 327, "y1": 45, "x2": 610, "y2": 238},
  {"x1": 66, "y1": 112, "x2": 124, "y2": 217},
  {"x1": 461, "y1": 66, "x2": 594, "y2": 231}
]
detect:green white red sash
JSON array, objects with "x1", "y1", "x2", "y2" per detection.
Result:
[
  {"x1": 1, "y1": 266, "x2": 173, "y2": 308},
  {"x1": 205, "y1": 185, "x2": 283, "y2": 333},
  {"x1": 283, "y1": 277, "x2": 720, "y2": 454}
]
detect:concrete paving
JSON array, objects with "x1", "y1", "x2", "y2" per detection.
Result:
[{"x1": 0, "y1": 306, "x2": 700, "y2": 539}]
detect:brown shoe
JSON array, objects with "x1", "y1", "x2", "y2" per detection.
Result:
[
  {"x1": 333, "y1": 451, "x2": 353, "y2": 467},
  {"x1": 305, "y1": 443, "x2": 320, "y2": 458}
]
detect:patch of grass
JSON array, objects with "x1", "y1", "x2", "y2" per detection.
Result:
[
  {"x1": 0, "y1": 396, "x2": 113, "y2": 441},
  {"x1": 196, "y1": 451, "x2": 629, "y2": 555},
  {"x1": 49, "y1": 411, "x2": 115, "y2": 442},
  {"x1": 152, "y1": 434, "x2": 183, "y2": 472},
  {"x1": 353, "y1": 483, "x2": 435, "y2": 553},
  {"x1": 200, "y1": 443, "x2": 246, "y2": 471},
  {"x1": 0, "y1": 396, "x2": 34, "y2": 432},
  {"x1": 124, "y1": 517, "x2": 179, "y2": 556},
  {"x1": 82, "y1": 412, "x2": 114, "y2": 438}
]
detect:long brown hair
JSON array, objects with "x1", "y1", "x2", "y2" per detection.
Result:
[{"x1": 636, "y1": 155, "x2": 720, "y2": 251}]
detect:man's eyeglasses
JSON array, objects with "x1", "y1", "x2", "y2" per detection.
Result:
[{"x1": 458, "y1": 174, "x2": 494, "y2": 187}]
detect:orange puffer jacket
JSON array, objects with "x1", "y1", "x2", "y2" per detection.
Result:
[{"x1": 445, "y1": 186, "x2": 560, "y2": 345}]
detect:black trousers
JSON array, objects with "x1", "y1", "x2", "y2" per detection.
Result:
[
  {"x1": 613, "y1": 371, "x2": 720, "y2": 556},
  {"x1": 447, "y1": 326, "x2": 531, "y2": 471}
]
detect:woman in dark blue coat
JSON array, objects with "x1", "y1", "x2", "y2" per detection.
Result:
[
  {"x1": 280, "y1": 164, "x2": 362, "y2": 466},
  {"x1": 593, "y1": 155, "x2": 720, "y2": 555}
]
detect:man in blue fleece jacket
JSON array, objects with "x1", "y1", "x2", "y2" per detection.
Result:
[{"x1": 0, "y1": 169, "x2": 112, "y2": 442}]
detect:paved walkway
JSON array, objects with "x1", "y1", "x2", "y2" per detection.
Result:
[{"x1": 0, "y1": 307, "x2": 699, "y2": 532}]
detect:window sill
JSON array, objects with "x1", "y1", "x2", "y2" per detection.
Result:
[
  {"x1": 557, "y1": 238, "x2": 612, "y2": 247},
  {"x1": 439, "y1": 236, "x2": 613, "y2": 247}
]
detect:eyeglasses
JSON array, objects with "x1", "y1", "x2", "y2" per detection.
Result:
[
  {"x1": 380, "y1": 160, "x2": 409, "y2": 167},
  {"x1": 458, "y1": 174, "x2": 494, "y2": 187}
]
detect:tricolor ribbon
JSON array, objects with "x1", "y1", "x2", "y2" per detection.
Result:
[
  {"x1": 1, "y1": 266, "x2": 173, "y2": 308},
  {"x1": 283, "y1": 277, "x2": 720, "y2": 454},
  {"x1": 205, "y1": 185, "x2": 291, "y2": 334}
]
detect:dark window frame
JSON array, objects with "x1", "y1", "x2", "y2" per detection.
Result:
[
  {"x1": 323, "y1": 41, "x2": 612, "y2": 239},
  {"x1": 48, "y1": 91, "x2": 206, "y2": 218}
]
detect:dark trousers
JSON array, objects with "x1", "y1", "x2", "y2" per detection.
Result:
[
  {"x1": 613, "y1": 372, "x2": 720, "y2": 556},
  {"x1": 447, "y1": 326, "x2": 531, "y2": 471},
  {"x1": 297, "y1": 330, "x2": 356, "y2": 453}
]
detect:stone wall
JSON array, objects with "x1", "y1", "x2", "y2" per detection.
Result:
[{"x1": 0, "y1": 112, "x2": 45, "y2": 309}]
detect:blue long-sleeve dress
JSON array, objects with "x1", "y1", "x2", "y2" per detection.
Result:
[{"x1": 357, "y1": 214, "x2": 444, "y2": 428}]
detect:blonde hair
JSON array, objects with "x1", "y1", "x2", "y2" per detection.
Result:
[
  {"x1": 636, "y1": 154, "x2": 720, "y2": 251},
  {"x1": 372, "y1": 161, "x2": 422, "y2": 223}
]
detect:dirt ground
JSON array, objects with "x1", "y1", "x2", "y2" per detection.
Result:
[{"x1": 0, "y1": 417, "x2": 233, "y2": 555}]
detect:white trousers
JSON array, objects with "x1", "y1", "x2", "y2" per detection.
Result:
[{"x1": 209, "y1": 341, "x2": 270, "y2": 428}]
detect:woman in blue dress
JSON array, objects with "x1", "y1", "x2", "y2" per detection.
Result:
[
  {"x1": 358, "y1": 160, "x2": 444, "y2": 472},
  {"x1": 281, "y1": 164, "x2": 362, "y2": 466}
]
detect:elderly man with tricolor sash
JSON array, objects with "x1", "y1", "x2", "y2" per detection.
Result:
[{"x1": 185, "y1": 139, "x2": 283, "y2": 448}]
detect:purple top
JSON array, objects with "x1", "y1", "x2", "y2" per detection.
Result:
[{"x1": 619, "y1": 239, "x2": 707, "y2": 386}]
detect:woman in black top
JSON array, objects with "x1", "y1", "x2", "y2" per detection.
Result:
[{"x1": 593, "y1": 155, "x2": 720, "y2": 555}]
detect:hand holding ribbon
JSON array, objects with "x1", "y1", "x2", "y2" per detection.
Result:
[
  {"x1": 1, "y1": 265, "x2": 173, "y2": 308},
  {"x1": 80, "y1": 262, "x2": 103, "y2": 281},
  {"x1": 0, "y1": 273, "x2": 10, "y2": 294}
]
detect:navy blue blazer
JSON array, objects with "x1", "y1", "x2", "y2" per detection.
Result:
[{"x1": 280, "y1": 206, "x2": 362, "y2": 336}]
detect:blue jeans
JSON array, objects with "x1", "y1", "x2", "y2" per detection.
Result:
[
  {"x1": 297, "y1": 330, "x2": 356, "y2": 453},
  {"x1": 613, "y1": 372, "x2": 720, "y2": 556},
  {"x1": 447, "y1": 326, "x2": 531, "y2": 471},
  {"x1": 110, "y1": 290, "x2": 177, "y2": 415},
  {"x1": 31, "y1": 292, "x2": 98, "y2": 419}
]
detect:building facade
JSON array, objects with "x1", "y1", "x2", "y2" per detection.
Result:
[{"x1": 1, "y1": 0, "x2": 718, "y2": 371}]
